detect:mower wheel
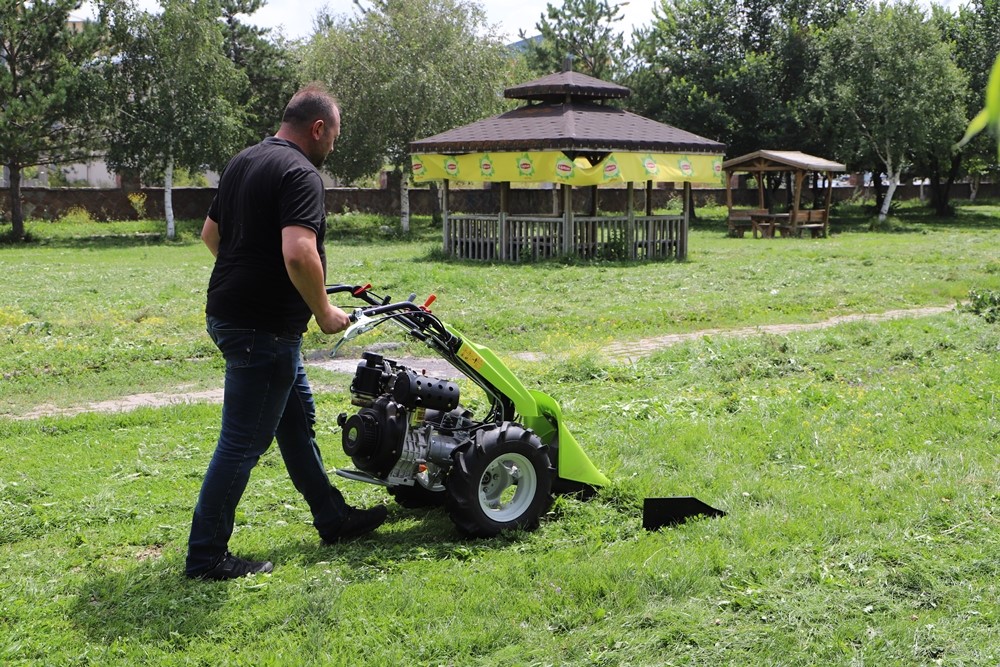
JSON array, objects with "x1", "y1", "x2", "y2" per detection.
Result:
[
  {"x1": 445, "y1": 422, "x2": 553, "y2": 537},
  {"x1": 388, "y1": 483, "x2": 446, "y2": 509}
]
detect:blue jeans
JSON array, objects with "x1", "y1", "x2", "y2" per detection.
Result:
[{"x1": 185, "y1": 316, "x2": 350, "y2": 576}]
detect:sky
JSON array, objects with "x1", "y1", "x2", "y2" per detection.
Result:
[
  {"x1": 80, "y1": 0, "x2": 659, "y2": 43},
  {"x1": 240, "y1": 0, "x2": 963, "y2": 42},
  {"x1": 82, "y1": 0, "x2": 964, "y2": 44},
  {"x1": 239, "y1": 0, "x2": 658, "y2": 42}
]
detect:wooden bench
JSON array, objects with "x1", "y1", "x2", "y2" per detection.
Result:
[{"x1": 792, "y1": 209, "x2": 828, "y2": 238}]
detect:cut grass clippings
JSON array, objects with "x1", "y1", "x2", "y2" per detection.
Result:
[{"x1": 0, "y1": 202, "x2": 998, "y2": 665}]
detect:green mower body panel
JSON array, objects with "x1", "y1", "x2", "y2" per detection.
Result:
[{"x1": 449, "y1": 332, "x2": 610, "y2": 489}]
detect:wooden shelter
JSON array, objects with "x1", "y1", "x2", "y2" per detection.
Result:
[
  {"x1": 410, "y1": 71, "x2": 726, "y2": 261},
  {"x1": 723, "y1": 150, "x2": 846, "y2": 238}
]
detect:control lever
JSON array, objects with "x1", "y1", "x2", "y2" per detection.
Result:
[{"x1": 330, "y1": 311, "x2": 377, "y2": 358}]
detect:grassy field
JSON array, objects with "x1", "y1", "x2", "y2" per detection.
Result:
[{"x1": 1, "y1": 202, "x2": 998, "y2": 665}]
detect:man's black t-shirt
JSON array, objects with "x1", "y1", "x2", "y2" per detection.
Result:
[{"x1": 206, "y1": 137, "x2": 326, "y2": 334}]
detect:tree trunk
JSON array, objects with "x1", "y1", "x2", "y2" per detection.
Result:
[
  {"x1": 878, "y1": 169, "x2": 901, "y2": 223},
  {"x1": 928, "y1": 153, "x2": 961, "y2": 217},
  {"x1": 7, "y1": 164, "x2": 26, "y2": 242},
  {"x1": 429, "y1": 182, "x2": 442, "y2": 224},
  {"x1": 684, "y1": 184, "x2": 698, "y2": 221},
  {"x1": 164, "y1": 157, "x2": 176, "y2": 240},
  {"x1": 399, "y1": 169, "x2": 410, "y2": 234},
  {"x1": 871, "y1": 167, "x2": 885, "y2": 214},
  {"x1": 970, "y1": 174, "x2": 980, "y2": 202}
]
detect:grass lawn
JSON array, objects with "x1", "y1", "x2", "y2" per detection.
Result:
[{"x1": 1, "y1": 201, "x2": 998, "y2": 665}]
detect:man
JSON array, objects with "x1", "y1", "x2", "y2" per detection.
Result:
[{"x1": 186, "y1": 84, "x2": 387, "y2": 581}]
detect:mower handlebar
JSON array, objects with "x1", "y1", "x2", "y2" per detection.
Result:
[
  {"x1": 355, "y1": 301, "x2": 422, "y2": 319},
  {"x1": 326, "y1": 282, "x2": 458, "y2": 356},
  {"x1": 326, "y1": 283, "x2": 427, "y2": 322}
]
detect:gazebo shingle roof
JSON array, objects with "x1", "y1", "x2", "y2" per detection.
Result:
[
  {"x1": 503, "y1": 70, "x2": 631, "y2": 102},
  {"x1": 411, "y1": 69, "x2": 724, "y2": 155},
  {"x1": 723, "y1": 150, "x2": 846, "y2": 173},
  {"x1": 410, "y1": 101, "x2": 726, "y2": 154}
]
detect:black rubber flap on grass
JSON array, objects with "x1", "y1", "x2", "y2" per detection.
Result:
[{"x1": 642, "y1": 497, "x2": 726, "y2": 530}]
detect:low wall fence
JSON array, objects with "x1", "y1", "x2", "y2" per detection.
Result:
[{"x1": 2, "y1": 182, "x2": 997, "y2": 223}]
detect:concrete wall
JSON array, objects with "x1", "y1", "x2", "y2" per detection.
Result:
[{"x1": 2, "y1": 182, "x2": 997, "y2": 223}]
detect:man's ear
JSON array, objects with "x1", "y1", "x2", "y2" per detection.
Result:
[{"x1": 311, "y1": 119, "x2": 325, "y2": 140}]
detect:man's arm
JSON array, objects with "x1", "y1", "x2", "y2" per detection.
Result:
[
  {"x1": 282, "y1": 225, "x2": 350, "y2": 334},
  {"x1": 202, "y1": 216, "x2": 221, "y2": 257}
]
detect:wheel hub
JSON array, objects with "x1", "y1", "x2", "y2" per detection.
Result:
[{"x1": 478, "y1": 452, "x2": 536, "y2": 521}]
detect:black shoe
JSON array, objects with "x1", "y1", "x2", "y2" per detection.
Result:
[
  {"x1": 193, "y1": 551, "x2": 273, "y2": 580},
  {"x1": 321, "y1": 505, "x2": 388, "y2": 544}
]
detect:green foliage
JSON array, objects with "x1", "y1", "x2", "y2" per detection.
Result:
[
  {"x1": 963, "y1": 287, "x2": 1000, "y2": 322},
  {"x1": 103, "y1": 0, "x2": 247, "y2": 184},
  {"x1": 127, "y1": 191, "x2": 147, "y2": 219},
  {"x1": 520, "y1": 0, "x2": 627, "y2": 80},
  {"x1": 812, "y1": 1, "x2": 969, "y2": 220},
  {"x1": 0, "y1": 0, "x2": 113, "y2": 240},
  {"x1": 957, "y1": 53, "x2": 1000, "y2": 161},
  {"x1": 59, "y1": 206, "x2": 96, "y2": 224},
  {"x1": 300, "y1": 0, "x2": 521, "y2": 182},
  {"x1": 219, "y1": 0, "x2": 302, "y2": 142},
  {"x1": 628, "y1": 0, "x2": 864, "y2": 157},
  {"x1": 2, "y1": 206, "x2": 1000, "y2": 664}
]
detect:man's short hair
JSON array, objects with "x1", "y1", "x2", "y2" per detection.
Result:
[{"x1": 282, "y1": 84, "x2": 339, "y2": 129}]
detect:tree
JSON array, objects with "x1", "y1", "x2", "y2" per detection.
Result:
[
  {"x1": 301, "y1": 0, "x2": 521, "y2": 232},
  {"x1": 628, "y1": 0, "x2": 864, "y2": 163},
  {"x1": 220, "y1": 0, "x2": 301, "y2": 142},
  {"x1": 813, "y1": 2, "x2": 968, "y2": 223},
  {"x1": 1, "y1": 0, "x2": 110, "y2": 241},
  {"x1": 953, "y1": 0, "x2": 1000, "y2": 200},
  {"x1": 104, "y1": 0, "x2": 246, "y2": 239},
  {"x1": 519, "y1": 0, "x2": 626, "y2": 81}
]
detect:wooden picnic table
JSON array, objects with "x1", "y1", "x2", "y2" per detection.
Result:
[{"x1": 751, "y1": 212, "x2": 789, "y2": 238}]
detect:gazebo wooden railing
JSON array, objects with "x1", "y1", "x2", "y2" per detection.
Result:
[{"x1": 446, "y1": 212, "x2": 686, "y2": 261}]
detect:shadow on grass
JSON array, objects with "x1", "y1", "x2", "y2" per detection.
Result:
[
  {"x1": 1, "y1": 220, "x2": 204, "y2": 249},
  {"x1": 67, "y1": 507, "x2": 535, "y2": 645},
  {"x1": 695, "y1": 199, "x2": 1000, "y2": 237},
  {"x1": 326, "y1": 213, "x2": 440, "y2": 246},
  {"x1": 20, "y1": 233, "x2": 204, "y2": 250},
  {"x1": 265, "y1": 505, "x2": 532, "y2": 568},
  {"x1": 831, "y1": 199, "x2": 1000, "y2": 233},
  {"x1": 71, "y1": 556, "x2": 232, "y2": 645}
]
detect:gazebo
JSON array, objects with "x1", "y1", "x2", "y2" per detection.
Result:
[
  {"x1": 723, "y1": 150, "x2": 846, "y2": 238},
  {"x1": 410, "y1": 71, "x2": 726, "y2": 261}
]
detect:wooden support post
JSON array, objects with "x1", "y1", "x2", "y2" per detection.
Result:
[
  {"x1": 442, "y1": 179, "x2": 451, "y2": 256},
  {"x1": 562, "y1": 184, "x2": 574, "y2": 255},
  {"x1": 823, "y1": 171, "x2": 834, "y2": 237},
  {"x1": 588, "y1": 185, "x2": 598, "y2": 256},
  {"x1": 627, "y1": 182, "x2": 636, "y2": 260},
  {"x1": 680, "y1": 181, "x2": 691, "y2": 260},
  {"x1": 725, "y1": 170, "x2": 733, "y2": 216},
  {"x1": 791, "y1": 170, "x2": 805, "y2": 236},
  {"x1": 499, "y1": 181, "x2": 509, "y2": 260},
  {"x1": 646, "y1": 180, "x2": 653, "y2": 216}
]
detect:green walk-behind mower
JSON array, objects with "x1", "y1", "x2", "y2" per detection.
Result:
[{"x1": 325, "y1": 284, "x2": 724, "y2": 537}]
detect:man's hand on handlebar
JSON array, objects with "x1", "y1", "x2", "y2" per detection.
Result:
[{"x1": 315, "y1": 305, "x2": 352, "y2": 335}]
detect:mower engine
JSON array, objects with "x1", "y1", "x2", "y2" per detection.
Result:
[{"x1": 336, "y1": 352, "x2": 479, "y2": 491}]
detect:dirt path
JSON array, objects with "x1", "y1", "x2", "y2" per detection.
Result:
[
  {"x1": 14, "y1": 305, "x2": 956, "y2": 419},
  {"x1": 599, "y1": 305, "x2": 955, "y2": 362}
]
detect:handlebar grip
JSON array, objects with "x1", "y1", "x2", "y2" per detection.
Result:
[{"x1": 362, "y1": 302, "x2": 421, "y2": 318}]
